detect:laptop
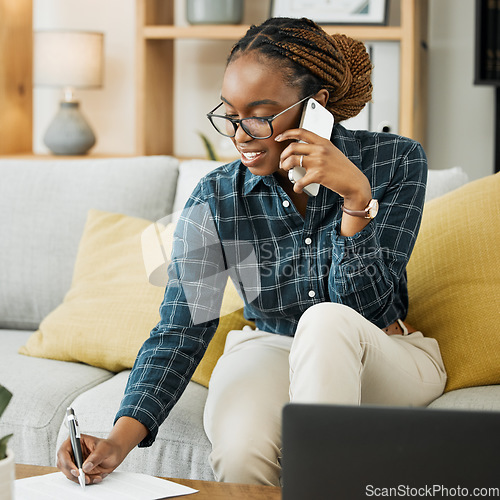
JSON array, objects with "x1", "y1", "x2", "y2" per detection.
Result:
[{"x1": 281, "y1": 403, "x2": 500, "y2": 500}]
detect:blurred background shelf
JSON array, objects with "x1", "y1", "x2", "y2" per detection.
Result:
[
  {"x1": 136, "y1": 0, "x2": 428, "y2": 155},
  {"x1": 0, "y1": 0, "x2": 428, "y2": 157},
  {"x1": 142, "y1": 25, "x2": 404, "y2": 41}
]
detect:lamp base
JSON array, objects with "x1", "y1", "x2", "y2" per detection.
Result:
[{"x1": 43, "y1": 101, "x2": 96, "y2": 155}]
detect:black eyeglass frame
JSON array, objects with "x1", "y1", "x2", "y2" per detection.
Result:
[{"x1": 206, "y1": 93, "x2": 315, "y2": 140}]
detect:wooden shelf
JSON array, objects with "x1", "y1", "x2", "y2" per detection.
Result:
[
  {"x1": 0, "y1": 153, "x2": 136, "y2": 160},
  {"x1": 136, "y1": 0, "x2": 428, "y2": 155},
  {"x1": 143, "y1": 25, "x2": 247, "y2": 40},
  {"x1": 143, "y1": 24, "x2": 403, "y2": 42}
]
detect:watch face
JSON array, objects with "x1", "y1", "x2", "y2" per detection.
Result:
[{"x1": 368, "y1": 199, "x2": 379, "y2": 218}]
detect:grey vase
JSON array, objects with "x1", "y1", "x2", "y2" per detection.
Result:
[
  {"x1": 43, "y1": 101, "x2": 96, "y2": 155},
  {"x1": 186, "y1": 0, "x2": 244, "y2": 24}
]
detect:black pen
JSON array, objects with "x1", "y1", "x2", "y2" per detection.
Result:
[{"x1": 66, "y1": 407, "x2": 85, "y2": 490}]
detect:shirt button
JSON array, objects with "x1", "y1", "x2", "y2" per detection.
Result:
[
  {"x1": 308, "y1": 290, "x2": 316, "y2": 298},
  {"x1": 282, "y1": 200, "x2": 290, "y2": 208},
  {"x1": 305, "y1": 237, "x2": 312, "y2": 245}
]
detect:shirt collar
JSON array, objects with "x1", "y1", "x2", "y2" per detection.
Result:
[
  {"x1": 243, "y1": 166, "x2": 276, "y2": 195},
  {"x1": 332, "y1": 123, "x2": 362, "y2": 170}
]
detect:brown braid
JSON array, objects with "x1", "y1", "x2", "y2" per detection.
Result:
[{"x1": 228, "y1": 17, "x2": 372, "y2": 123}]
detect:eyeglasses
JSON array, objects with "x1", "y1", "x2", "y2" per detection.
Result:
[{"x1": 206, "y1": 94, "x2": 314, "y2": 140}]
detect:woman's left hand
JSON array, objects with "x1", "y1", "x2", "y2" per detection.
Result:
[{"x1": 275, "y1": 128, "x2": 371, "y2": 206}]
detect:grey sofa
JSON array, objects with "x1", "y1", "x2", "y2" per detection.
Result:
[{"x1": 1, "y1": 156, "x2": 499, "y2": 482}]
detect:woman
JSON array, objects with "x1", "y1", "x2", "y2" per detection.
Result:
[{"x1": 57, "y1": 17, "x2": 446, "y2": 487}]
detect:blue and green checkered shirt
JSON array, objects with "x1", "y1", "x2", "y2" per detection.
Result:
[{"x1": 115, "y1": 124, "x2": 427, "y2": 445}]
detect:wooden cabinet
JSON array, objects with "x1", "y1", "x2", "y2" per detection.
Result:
[
  {"x1": 135, "y1": 0, "x2": 428, "y2": 155},
  {"x1": 0, "y1": 0, "x2": 33, "y2": 154}
]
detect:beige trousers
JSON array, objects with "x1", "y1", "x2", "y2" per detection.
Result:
[{"x1": 203, "y1": 303, "x2": 447, "y2": 486}]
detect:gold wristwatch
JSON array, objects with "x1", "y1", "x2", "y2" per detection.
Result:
[{"x1": 341, "y1": 199, "x2": 379, "y2": 219}]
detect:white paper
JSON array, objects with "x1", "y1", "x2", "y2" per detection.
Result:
[{"x1": 15, "y1": 471, "x2": 198, "y2": 499}]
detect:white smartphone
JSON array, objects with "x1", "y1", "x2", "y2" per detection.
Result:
[{"x1": 288, "y1": 98, "x2": 334, "y2": 196}]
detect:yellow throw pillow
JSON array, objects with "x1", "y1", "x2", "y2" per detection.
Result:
[
  {"x1": 406, "y1": 173, "x2": 500, "y2": 392},
  {"x1": 191, "y1": 296, "x2": 254, "y2": 387},
  {"x1": 19, "y1": 209, "x2": 254, "y2": 387}
]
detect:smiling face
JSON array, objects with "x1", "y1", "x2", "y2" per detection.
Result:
[{"x1": 221, "y1": 51, "x2": 304, "y2": 177}]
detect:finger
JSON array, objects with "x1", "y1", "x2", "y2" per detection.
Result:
[
  {"x1": 77, "y1": 435, "x2": 108, "y2": 483},
  {"x1": 294, "y1": 173, "x2": 319, "y2": 194},
  {"x1": 292, "y1": 173, "x2": 310, "y2": 194},
  {"x1": 279, "y1": 143, "x2": 311, "y2": 168},
  {"x1": 82, "y1": 451, "x2": 100, "y2": 474},
  {"x1": 275, "y1": 128, "x2": 327, "y2": 144},
  {"x1": 290, "y1": 165, "x2": 321, "y2": 194},
  {"x1": 56, "y1": 438, "x2": 80, "y2": 483},
  {"x1": 81, "y1": 438, "x2": 120, "y2": 483},
  {"x1": 280, "y1": 152, "x2": 306, "y2": 173},
  {"x1": 81, "y1": 455, "x2": 104, "y2": 485}
]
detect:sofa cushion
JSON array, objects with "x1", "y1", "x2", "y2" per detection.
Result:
[
  {"x1": 0, "y1": 329, "x2": 113, "y2": 466},
  {"x1": 191, "y1": 284, "x2": 254, "y2": 387},
  {"x1": 425, "y1": 166, "x2": 469, "y2": 202},
  {"x1": 172, "y1": 160, "x2": 225, "y2": 220},
  {"x1": 19, "y1": 209, "x2": 164, "y2": 372},
  {"x1": 20, "y1": 209, "x2": 254, "y2": 386},
  {"x1": 428, "y1": 386, "x2": 500, "y2": 411},
  {"x1": 0, "y1": 156, "x2": 179, "y2": 331},
  {"x1": 407, "y1": 172, "x2": 500, "y2": 392},
  {"x1": 55, "y1": 371, "x2": 215, "y2": 481}
]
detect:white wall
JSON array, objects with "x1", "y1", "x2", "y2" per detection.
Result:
[
  {"x1": 33, "y1": 0, "x2": 136, "y2": 155},
  {"x1": 173, "y1": 0, "x2": 271, "y2": 159},
  {"x1": 173, "y1": 38, "x2": 236, "y2": 160},
  {"x1": 33, "y1": 0, "x2": 496, "y2": 180},
  {"x1": 426, "y1": 0, "x2": 495, "y2": 180}
]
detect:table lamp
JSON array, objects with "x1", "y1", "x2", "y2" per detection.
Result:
[{"x1": 34, "y1": 31, "x2": 104, "y2": 155}]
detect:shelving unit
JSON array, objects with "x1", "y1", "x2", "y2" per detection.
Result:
[
  {"x1": 135, "y1": 0, "x2": 428, "y2": 156},
  {"x1": 143, "y1": 25, "x2": 404, "y2": 41}
]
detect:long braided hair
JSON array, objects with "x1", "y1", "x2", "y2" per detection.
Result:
[{"x1": 227, "y1": 17, "x2": 372, "y2": 123}]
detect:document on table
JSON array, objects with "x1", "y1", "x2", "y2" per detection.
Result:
[{"x1": 15, "y1": 471, "x2": 198, "y2": 499}]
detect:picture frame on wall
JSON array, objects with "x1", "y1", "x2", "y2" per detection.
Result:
[{"x1": 270, "y1": 0, "x2": 389, "y2": 26}]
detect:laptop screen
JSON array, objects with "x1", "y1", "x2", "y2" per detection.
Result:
[{"x1": 282, "y1": 403, "x2": 500, "y2": 500}]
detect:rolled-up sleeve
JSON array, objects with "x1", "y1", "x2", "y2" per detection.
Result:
[
  {"x1": 115, "y1": 187, "x2": 227, "y2": 446},
  {"x1": 328, "y1": 140, "x2": 427, "y2": 328}
]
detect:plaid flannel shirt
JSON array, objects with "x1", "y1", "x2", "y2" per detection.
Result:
[{"x1": 115, "y1": 124, "x2": 427, "y2": 446}]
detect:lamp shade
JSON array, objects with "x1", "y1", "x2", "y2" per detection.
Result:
[{"x1": 34, "y1": 31, "x2": 104, "y2": 88}]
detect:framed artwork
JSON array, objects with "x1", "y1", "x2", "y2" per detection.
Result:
[{"x1": 270, "y1": 0, "x2": 389, "y2": 26}]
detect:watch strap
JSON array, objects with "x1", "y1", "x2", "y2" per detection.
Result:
[
  {"x1": 341, "y1": 199, "x2": 378, "y2": 219},
  {"x1": 341, "y1": 205, "x2": 369, "y2": 217}
]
